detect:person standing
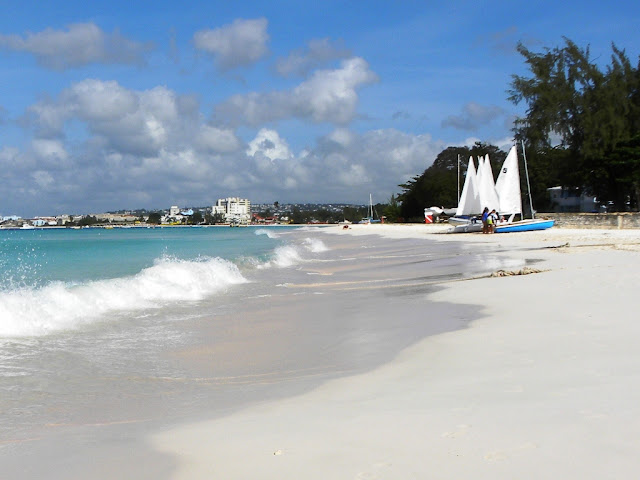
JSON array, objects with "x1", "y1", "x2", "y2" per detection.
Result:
[
  {"x1": 481, "y1": 207, "x2": 490, "y2": 234},
  {"x1": 489, "y1": 209, "x2": 498, "y2": 233}
]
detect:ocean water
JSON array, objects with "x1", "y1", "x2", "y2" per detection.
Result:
[
  {"x1": 0, "y1": 225, "x2": 332, "y2": 442},
  {"x1": 0, "y1": 226, "x2": 312, "y2": 337}
]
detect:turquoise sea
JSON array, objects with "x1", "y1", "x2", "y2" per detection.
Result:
[
  {"x1": 0, "y1": 226, "x2": 315, "y2": 337},
  {"x1": 0, "y1": 225, "x2": 336, "y2": 444}
]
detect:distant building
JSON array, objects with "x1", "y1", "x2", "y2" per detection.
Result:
[
  {"x1": 95, "y1": 213, "x2": 138, "y2": 223},
  {"x1": 56, "y1": 215, "x2": 72, "y2": 225},
  {"x1": 169, "y1": 205, "x2": 180, "y2": 216},
  {"x1": 547, "y1": 186, "x2": 600, "y2": 212},
  {"x1": 213, "y1": 197, "x2": 251, "y2": 224}
]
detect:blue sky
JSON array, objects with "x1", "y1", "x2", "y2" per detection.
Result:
[{"x1": 1, "y1": 0, "x2": 639, "y2": 217}]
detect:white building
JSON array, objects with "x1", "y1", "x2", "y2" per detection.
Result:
[
  {"x1": 213, "y1": 197, "x2": 251, "y2": 224},
  {"x1": 547, "y1": 186, "x2": 600, "y2": 212},
  {"x1": 169, "y1": 205, "x2": 180, "y2": 216}
]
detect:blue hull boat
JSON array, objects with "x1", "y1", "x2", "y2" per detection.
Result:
[{"x1": 495, "y1": 219, "x2": 555, "y2": 233}]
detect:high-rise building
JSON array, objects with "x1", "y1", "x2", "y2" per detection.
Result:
[{"x1": 212, "y1": 197, "x2": 251, "y2": 224}]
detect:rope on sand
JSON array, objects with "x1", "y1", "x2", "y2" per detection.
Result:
[{"x1": 490, "y1": 267, "x2": 545, "y2": 277}]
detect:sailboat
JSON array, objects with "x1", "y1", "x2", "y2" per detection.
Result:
[
  {"x1": 493, "y1": 143, "x2": 554, "y2": 233},
  {"x1": 448, "y1": 155, "x2": 499, "y2": 232},
  {"x1": 448, "y1": 143, "x2": 554, "y2": 233},
  {"x1": 448, "y1": 157, "x2": 482, "y2": 228},
  {"x1": 360, "y1": 194, "x2": 381, "y2": 224}
]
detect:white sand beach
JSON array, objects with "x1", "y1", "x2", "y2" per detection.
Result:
[{"x1": 152, "y1": 224, "x2": 640, "y2": 479}]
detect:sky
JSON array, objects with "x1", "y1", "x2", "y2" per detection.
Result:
[{"x1": 1, "y1": 0, "x2": 639, "y2": 217}]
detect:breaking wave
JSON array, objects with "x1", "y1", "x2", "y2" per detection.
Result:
[
  {"x1": 254, "y1": 228, "x2": 279, "y2": 239},
  {"x1": 259, "y1": 237, "x2": 329, "y2": 268},
  {"x1": 0, "y1": 256, "x2": 247, "y2": 338}
]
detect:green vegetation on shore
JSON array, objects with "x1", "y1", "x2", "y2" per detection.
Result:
[{"x1": 398, "y1": 38, "x2": 640, "y2": 221}]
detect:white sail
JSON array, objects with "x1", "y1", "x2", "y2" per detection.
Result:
[
  {"x1": 495, "y1": 146, "x2": 523, "y2": 215},
  {"x1": 477, "y1": 154, "x2": 500, "y2": 212},
  {"x1": 476, "y1": 156, "x2": 484, "y2": 187},
  {"x1": 455, "y1": 157, "x2": 482, "y2": 216}
]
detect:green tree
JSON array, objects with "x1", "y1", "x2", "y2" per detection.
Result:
[
  {"x1": 509, "y1": 38, "x2": 640, "y2": 210},
  {"x1": 189, "y1": 211, "x2": 204, "y2": 224},
  {"x1": 382, "y1": 195, "x2": 401, "y2": 222},
  {"x1": 78, "y1": 215, "x2": 98, "y2": 226},
  {"x1": 147, "y1": 211, "x2": 162, "y2": 224},
  {"x1": 342, "y1": 207, "x2": 361, "y2": 223}
]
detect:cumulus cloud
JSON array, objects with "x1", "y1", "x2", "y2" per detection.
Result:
[
  {"x1": 215, "y1": 57, "x2": 378, "y2": 126},
  {"x1": 10, "y1": 77, "x2": 445, "y2": 216},
  {"x1": 246, "y1": 128, "x2": 293, "y2": 161},
  {"x1": 275, "y1": 38, "x2": 351, "y2": 77},
  {"x1": 26, "y1": 79, "x2": 200, "y2": 156},
  {"x1": 196, "y1": 125, "x2": 242, "y2": 153},
  {"x1": 441, "y1": 102, "x2": 505, "y2": 131},
  {"x1": 235, "y1": 127, "x2": 443, "y2": 203},
  {"x1": 193, "y1": 18, "x2": 269, "y2": 70},
  {"x1": 0, "y1": 23, "x2": 151, "y2": 70}
]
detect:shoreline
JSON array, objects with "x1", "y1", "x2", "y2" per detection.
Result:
[
  {"x1": 2, "y1": 224, "x2": 638, "y2": 478},
  {"x1": 151, "y1": 224, "x2": 640, "y2": 479}
]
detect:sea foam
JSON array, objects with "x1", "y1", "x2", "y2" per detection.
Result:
[
  {"x1": 303, "y1": 237, "x2": 328, "y2": 253},
  {"x1": 0, "y1": 256, "x2": 247, "y2": 338},
  {"x1": 258, "y1": 237, "x2": 329, "y2": 268},
  {"x1": 255, "y1": 228, "x2": 279, "y2": 239}
]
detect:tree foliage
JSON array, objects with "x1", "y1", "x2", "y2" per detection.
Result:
[
  {"x1": 147, "y1": 211, "x2": 162, "y2": 224},
  {"x1": 509, "y1": 38, "x2": 640, "y2": 210}
]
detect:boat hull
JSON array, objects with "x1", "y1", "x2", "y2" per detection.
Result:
[
  {"x1": 495, "y1": 219, "x2": 555, "y2": 233},
  {"x1": 449, "y1": 223, "x2": 482, "y2": 233},
  {"x1": 447, "y1": 216, "x2": 476, "y2": 226}
]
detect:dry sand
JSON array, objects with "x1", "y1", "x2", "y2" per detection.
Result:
[{"x1": 153, "y1": 224, "x2": 640, "y2": 479}]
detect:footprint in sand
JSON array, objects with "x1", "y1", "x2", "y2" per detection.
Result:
[
  {"x1": 356, "y1": 462, "x2": 392, "y2": 479},
  {"x1": 484, "y1": 442, "x2": 537, "y2": 462},
  {"x1": 441, "y1": 424, "x2": 471, "y2": 438}
]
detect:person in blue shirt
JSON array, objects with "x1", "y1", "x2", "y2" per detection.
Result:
[{"x1": 481, "y1": 207, "x2": 490, "y2": 234}]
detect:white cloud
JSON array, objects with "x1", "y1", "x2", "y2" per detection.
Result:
[
  {"x1": 246, "y1": 128, "x2": 292, "y2": 161},
  {"x1": 441, "y1": 102, "x2": 505, "y2": 131},
  {"x1": 0, "y1": 23, "x2": 151, "y2": 70},
  {"x1": 0, "y1": 146, "x2": 23, "y2": 172},
  {"x1": 215, "y1": 57, "x2": 378, "y2": 126},
  {"x1": 196, "y1": 125, "x2": 242, "y2": 153},
  {"x1": 31, "y1": 139, "x2": 69, "y2": 165},
  {"x1": 27, "y1": 80, "x2": 199, "y2": 156},
  {"x1": 323, "y1": 128, "x2": 355, "y2": 148},
  {"x1": 275, "y1": 38, "x2": 351, "y2": 77},
  {"x1": 32, "y1": 170, "x2": 55, "y2": 189},
  {"x1": 12, "y1": 76, "x2": 446, "y2": 215},
  {"x1": 193, "y1": 18, "x2": 269, "y2": 70}
]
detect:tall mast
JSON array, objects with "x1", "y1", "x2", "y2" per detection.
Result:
[
  {"x1": 521, "y1": 140, "x2": 535, "y2": 219},
  {"x1": 457, "y1": 154, "x2": 461, "y2": 203}
]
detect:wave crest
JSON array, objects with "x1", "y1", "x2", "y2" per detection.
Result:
[
  {"x1": 255, "y1": 228, "x2": 279, "y2": 239},
  {"x1": 0, "y1": 256, "x2": 247, "y2": 338},
  {"x1": 259, "y1": 237, "x2": 329, "y2": 269}
]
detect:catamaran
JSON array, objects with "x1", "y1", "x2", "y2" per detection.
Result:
[{"x1": 360, "y1": 194, "x2": 381, "y2": 224}]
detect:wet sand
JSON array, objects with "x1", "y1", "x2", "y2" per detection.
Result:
[{"x1": 152, "y1": 224, "x2": 640, "y2": 479}]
